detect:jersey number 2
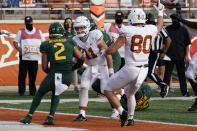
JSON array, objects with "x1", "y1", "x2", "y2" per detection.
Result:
[
  {"x1": 54, "y1": 43, "x2": 66, "y2": 60},
  {"x1": 130, "y1": 35, "x2": 152, "y2": 54}
]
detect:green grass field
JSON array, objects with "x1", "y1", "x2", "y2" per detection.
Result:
[{"x1": 0, "y1": 88, "x2": 197, "y2": 125}]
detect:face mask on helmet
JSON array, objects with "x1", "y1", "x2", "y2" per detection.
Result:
[
  {"x1": 74, "y1": 26, "x2": 88, "y2": 38},
  {"x1": 49, "y1": 22, "x2": 65, "y2": 38},
  {"x1": 73, "y1": 16, "x2": 90, "y2": 38}
]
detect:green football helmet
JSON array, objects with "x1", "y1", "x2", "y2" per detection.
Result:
[
  {"x1": 88, "y1": 18, "x2": 98, "y2": 31},
  {"x1": 49, "y1": 22, "x2": 65, "y2": 38},
  {"x1": 135, "y1": 84, "x2": 152, "y2": 111}
]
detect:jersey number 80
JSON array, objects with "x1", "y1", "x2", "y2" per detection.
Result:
[{"x1": 130, "y1": 35, "x2": 152, "y2": 54}]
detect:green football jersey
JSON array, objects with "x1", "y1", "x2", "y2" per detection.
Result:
[{"x1": 40, "y1": 37, "x2": 77, "y2": 72}]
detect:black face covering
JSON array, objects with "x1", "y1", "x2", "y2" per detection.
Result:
[
  {"x1": 172, "y1": 20, "x2": 181, "y2": 28},
  {"x1": 26, "y1": 24, "x2": 33, "y2": 31},
  {"x1": 146, "y1": 21, "x2": 156, "y2": 25},
  {"x1": 115, "y1": 19, "x2": 123, "y2": 24}
]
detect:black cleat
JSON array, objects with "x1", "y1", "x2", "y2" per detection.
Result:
[
  {"x1": 43, "y1": 116, "x2": 55, "y2": 125},
  {"x1": 188, "y1": 98, "x2": 197, "y2": 111},
  {"x1": 20, "y1": 114, "x2": 32, "y2": 124},
  {"x1": 126, "y1": 119, "x2": 134, "y2": 126},
  {"x1": 160, "y1": 85, "x2": 169, "y2": 98},
  {"x1": 73, "y1": 114, "x2": 87, "y2": 122},
  {"x1": 119, "y1": 110, "x2": 128, "y2": 127},
  {"x1": 183, "y1": 92, "x2": 191, "y2": 97}
]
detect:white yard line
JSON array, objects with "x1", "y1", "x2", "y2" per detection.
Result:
[
  {"x1": 0, "y1": 121, "x2": 86, "y2": 131},
  {"x1": 0, "y1": 97, "x2": 195, "y2": 104}
]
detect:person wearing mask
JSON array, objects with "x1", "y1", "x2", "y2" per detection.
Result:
[
  {"x1": 163, "y1": 13, "x2": 191, "y2": 97},
  {"x1": 64, "y1": 17, "x2": 79, "y2": 92},
  {"x1": 104, "y1": 10, "x2": 125, "y2": 68},
  {"x1": 171, "y1": 14, "x2": 197, "y2": 110},
  {"x1": 13, "y1": 16, "x2": 45, "y2": 96},
  {"x1": 146, "y1": 13, "x2": 171, "y2": 97}
]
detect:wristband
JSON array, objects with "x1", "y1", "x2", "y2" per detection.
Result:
[
  {"x1": 109, "y1": 68, "x2": 114, "y2": 74},
  {"x1": 158, "y1": 12, "x2": 163, "y2": 17}
]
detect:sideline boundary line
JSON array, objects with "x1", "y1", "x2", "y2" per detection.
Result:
[
  {"x1": 1, "y1": 107, "x2": 197, "y2": 127},
  {"x1": 0, "y1": 97, "x2": 195, "y2": 104}
]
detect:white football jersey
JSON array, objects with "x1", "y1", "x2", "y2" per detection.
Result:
[
  {"x1": 185, "y1": 52, "x2": 197, "y2": 80},
  {"x1": 73, "y1": 29, "x2": 107, "y2": 66},
  {"x1": 120, "y1": 24, "x2": 157, "y2": 65}
]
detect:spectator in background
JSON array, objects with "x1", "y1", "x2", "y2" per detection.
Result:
[
  {"x1": 145, "y1": 13, "x2": 171, "y2": 97},
  {"x1": 163, "y1": 13, "x2": 191, "y2": 97},
  {"x1": 64, "y1": 17, "x2": 79, "y2": 92},
  {"x1": 13, "y1": 16, "x2": 45, "y2": 96},
  {"x1": 161, "y1": 0, "x2": 182, "y2": 15},
  {"x1": 104, "y1": 10, "x2": 125, "y2": 68},
  {"x1": 172, "y1": 14, "x2": 197, "y2": 110}
]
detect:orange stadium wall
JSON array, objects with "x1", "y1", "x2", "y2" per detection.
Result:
[
  {"x1": 0, "y1": 23, "x2": 51, "y2": 86},
  {"x1": 1, "y1": 22, "x2": 197, "y2": 86}
]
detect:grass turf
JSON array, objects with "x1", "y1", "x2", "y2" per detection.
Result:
[{"x1": 0, "y1": 88, "x2": 196, "y2": 125}]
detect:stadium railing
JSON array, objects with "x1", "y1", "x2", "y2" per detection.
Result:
[{"x1": 0, "y1": 0, "x2": 197, "y2": 20}]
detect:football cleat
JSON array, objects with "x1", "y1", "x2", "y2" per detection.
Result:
[
  {"x1": 119, "y1": 110, "x2": 128, "y2": 127},
  {"x1": 73, "y1": 114, "x2": 87, "y2": 122},
  {"x1": 110, "y1": 108, "x2": 119, "y2": 119},
  {"x1": 20, "y1": 114, "x2": 32, "y2": 124},
  {"x1": 160, "y1": 85, "x2": 169, "y2": 98},
  {"x1": 126, "y1": 119, "x2": 134, "y2": 126},
  {"x1": 188, "y1": 98, "x2": 197, "y2": 111},
  {"x1": 43, "y1": 115, "x2": 54, "y2": 125}
]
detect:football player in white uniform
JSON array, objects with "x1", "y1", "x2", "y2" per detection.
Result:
[
  {"x1": 72, "y1": 16, "x2": 113, "y2": 121},
  {"x1": 104, "y1": 4, "x2": 165, "y2": 127},
  {"x1": 185, "y1": 52, "x2": 197, "y2": 111}
]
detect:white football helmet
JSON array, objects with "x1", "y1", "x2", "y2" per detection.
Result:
[
  {"x1": 128, "y1": 8, "x2": 146, "y2": 25},
  {"x1": 73, "y1": 16, "x2": 90, "y2": 38}
]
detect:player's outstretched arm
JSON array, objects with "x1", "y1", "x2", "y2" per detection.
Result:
[
  {"x1": 156, "y1": 3, "x2": 164, "y2": 35},
  {"x1": 106, "y1": 35, "x2": 126, "y2": 55}
]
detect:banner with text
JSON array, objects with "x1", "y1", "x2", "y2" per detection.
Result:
[{"x1": 0, "y1": 23, "x2": 50, "y2": 85}]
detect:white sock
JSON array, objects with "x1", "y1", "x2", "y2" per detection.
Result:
[
  {"x1": 79, "y1": 88, "x2": 89, "y2": 107},
  {"x1": 128, "y1": 115, "x2": 134, "y2": 120},
  {"x1": 117, "y1": 106, "x2": 124, "y2": 115},
  {"x1": 80, "y1": 110, "x2": 86, "y2": 117}
]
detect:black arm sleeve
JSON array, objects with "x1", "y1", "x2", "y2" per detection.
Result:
[{"x1": 72, "y1": 56, "x2": 85, "y2": 71}]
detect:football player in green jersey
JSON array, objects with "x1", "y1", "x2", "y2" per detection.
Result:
[{"x1": 20, "y1": 22, "x2": 84, "y2": 125}]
